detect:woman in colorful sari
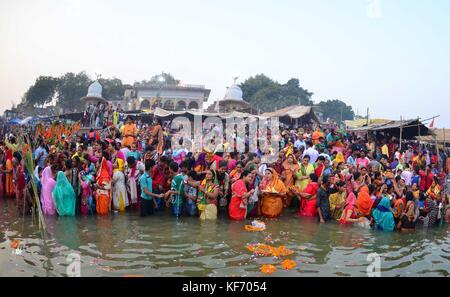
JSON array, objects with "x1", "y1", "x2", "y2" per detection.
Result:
[
  {"x1": 112, "y1": 158, "x2": 128, "y2": 212},
  {"x1": 294, "y1": 173, "x2": 319, "y2": 217},
  {"x1": 96, "y1": 157, "x2": 111, "y2": 215},
  {"x1": 426, "y1": 177, "x2": 441, "y2": 200},
  {"x1": 229, "y1": 161, "x2": 244, "y2": 183},
  {"x1": 329, "y1": 181, "x2": 346, "y2": 220},
  {"x1": 229, "y1": 170, "x2": 255, "y2": 221},
  {"x1": 260, "y1": 168, "x2": 287, "y2": 218},
  {"x1": 197, "y1": 169, "x2": 219, "y2": 220},
  {"x1": 41, "y1": 165, "x2": 57, "y2": 215},
  {"x1": 281, "y1": 153, "x2": 300, "y2": 208},
  {"x1": 0, "y1": 150, "x2": 4, "y2": 196},
  {"x1": 14, "y1": 157, "x2": 28, "y2": 215},
  {"x1": 294, "y1": 155, "x2": 315, "y2": 191},
  {"x1": 125, "y1": 156, "x2": 141, "y2": 208},
  {"x1": 372, "y1": 197, "x2": 395, "y2": 231},
  {"x1": 52, "y1": 171, "x2": 76, "y2": 216},
  {"x1": 5, "y1": 149, "x2": 13, "y2": 197},
  {"x1": 355, "y1": 185, "x2": 373, "y2": 217},
  {"x1": 194, "y1": 152, "x2": 208, "y2": 174},
  {"x1": 78, "y1": 172, "x2": 94, "y2": 215},
  {"x1": 339, "y1": 192, "x2": 364, "y2": 224}
]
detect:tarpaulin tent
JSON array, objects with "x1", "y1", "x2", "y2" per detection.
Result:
[
  {"x1": 260, "y1": 105, "x2": 320, "y2": 125},
  {"x1": 417, "y1": 128, "x2": 450, "y2": 145},
  {"x1": 347, "y1": 119, "x2": 430, "y2": 139}
]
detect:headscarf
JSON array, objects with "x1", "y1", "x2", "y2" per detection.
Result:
[
  {"x1": 114, "y1": 158, "x2": 124, "y2": 172},
  {"x1": 372, "y1": 197, "x2": 395, "y2": 231},
  {"x1": 263, "y1": 168, "x2": 287, "y2": 194},
  {"x1": 97, "y1": 157, "x2": 111, "y2": 186},
  {"x1": 355, "y1": 185, "x2": 373, "y2": 217},
  {"x1": 194, "y1": 152, "x2": 207, "y2": 172},
  {"x1": 52, "y1": 171, "x2": 76, "y2": 216}
]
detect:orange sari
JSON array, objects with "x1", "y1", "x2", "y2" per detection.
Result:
[
  {"x1": 96, "y1": 158, "x2": 111, "y2": 215},
  {"x1": 282, "y1": 155, "x2": 300, "y2": 207},
  {"x1": 355, "y1": 186, "x2": 373, "y2": 217},
  {"x1": 260, "y1": 169, "x2": 287, "y2": 218}
]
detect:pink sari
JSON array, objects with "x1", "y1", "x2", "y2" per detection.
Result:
[{"x1": 41, "y1": 166, "x2": 56, "y2": 215}]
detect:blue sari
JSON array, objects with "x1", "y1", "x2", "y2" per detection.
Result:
[{"x1": 372, "y1": 197, "x2": 395, "y2": 231}]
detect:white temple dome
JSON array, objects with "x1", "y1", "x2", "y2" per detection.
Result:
[
  {"x1": 87, "y1": 81, "x2": 103, "y2": 98},
  {"x1": 223, "y1": 83, "x2": 243, "y2": 101}
]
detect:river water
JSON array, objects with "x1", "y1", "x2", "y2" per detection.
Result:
[{"x1": 1, "y1": 198, "x2": 449, "y2": 277}]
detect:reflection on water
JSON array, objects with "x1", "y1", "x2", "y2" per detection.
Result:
[{"x1": 1, "y1": 198, "x2": 449, "y2": 277}]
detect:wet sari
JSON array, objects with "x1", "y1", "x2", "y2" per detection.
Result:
[
  {"x1": 282, "y1": 154, "x2": 300, "y2": 207},
  {"x1": 53, "y1": 171, "x2": 76, "y2": 216},
  {"x1": 260, "y1": 169, "x2": 287, "y2": 218},
  {"x1": 96, "y1": 158, "x2": 111, "y2": 215},
  {"x1": 329, "y1": 190, "x2": 346, "y2": 220},
  {"x1": 229, "y1": 179, "x2": 248, "y2": 221},
  {"x1": 41, "y1": 166, "x2": 57, "y2": 215},
  {"x1": 298, "y1": 181, "x2": 319, "y2": 217},
  {"x1": 372, "y1": 197, "x2": 395, "y2": 231},
  {"x1": 112, "y1": 159, "x2": 128, "y2": 211},
  {"x1": 339, "y1": 192, "x2": 357, "y2": 224},
  {"x1": 197, "y1": 177, "x2": 219, "y2": 220}
]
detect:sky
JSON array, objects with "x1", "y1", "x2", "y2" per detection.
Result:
[{"x1": 1, "y1": 0, "x2": 449, "y2": 127}]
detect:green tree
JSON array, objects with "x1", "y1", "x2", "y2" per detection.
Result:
[
  {"x1": 23, "y1": 76, "x2": 58, "y2": 107},
  {"x1": 56, "y1": 72, "x2": 91, "y2": 112},
  {"x1": 317, "y1": 99, "x2": 355, "y2": 123},
  {"x1": 98, "y1": 77, "x2": 125, "y2": 101},
  {"x1": 150, "y1": 72, "x2": 178, "y2": 85},
  {"x1": 239, "y1": 74, "x2": 314, "y2": 113}
]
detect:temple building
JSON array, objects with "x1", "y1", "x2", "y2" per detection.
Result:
[
  {"x1": 124, "y1": 81, "x2": 211, "y2": 111},
  {"x1": 206, "y1": 78, "x2": 250, "y2": 113},
  {"x1": 80, "y1": 81, "x2": 108, "y2": 109}
]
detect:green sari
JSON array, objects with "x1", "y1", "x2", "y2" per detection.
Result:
[{"x1": 53, "y1": 171, "x2": 76, "y2": 216}]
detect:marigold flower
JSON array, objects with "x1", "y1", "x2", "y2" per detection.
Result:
[
  {"x1": 281, "y1": 259, "x2": 297, "y2": 270},
  {"x1": 261, "y1": 264, "x2": 277, "y2": 274}
]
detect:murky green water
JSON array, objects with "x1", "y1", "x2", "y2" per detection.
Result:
[{"x1": 1, "y1": 198, "x2": 449, "y2": 277}]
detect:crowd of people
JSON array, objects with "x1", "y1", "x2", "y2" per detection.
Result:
[
  {"x1": 82, "y1": 102, "x2": 123, "y2": 128},
  {"x1": 1, "y1": 116, "x2": 450, "y2": 232}
]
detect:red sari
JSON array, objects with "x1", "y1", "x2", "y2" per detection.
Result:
[
  {"x1": 5, "y1": 150, "x2": 13, "y2": 197},
  {"x1": 229, "y1": 179, "x2": 248, "y2": 221},
  {"x1": 298, "y1": 182, "x2": 319, "y2": 217}
]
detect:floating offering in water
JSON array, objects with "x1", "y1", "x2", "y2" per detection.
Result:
[
  {"x1": 244, "y1": 220, "x2": 267, "y2": 232},
  {"x1": 281, "y1": 259, "x2": 297, "y2": 270},
  {"x1": 246, "y1": 244, "x2": 294, "y2": 257},
  {"x1": 260, "y1": 264, "x2": 277, "y2": 274},
  {"x1": 10, "y1": 240, "x2": 20, "y2": 249}
]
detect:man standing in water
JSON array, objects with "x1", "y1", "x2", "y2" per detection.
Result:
[{"x1": 317, "y1": 176, "x2": 332, "y2": 223}]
